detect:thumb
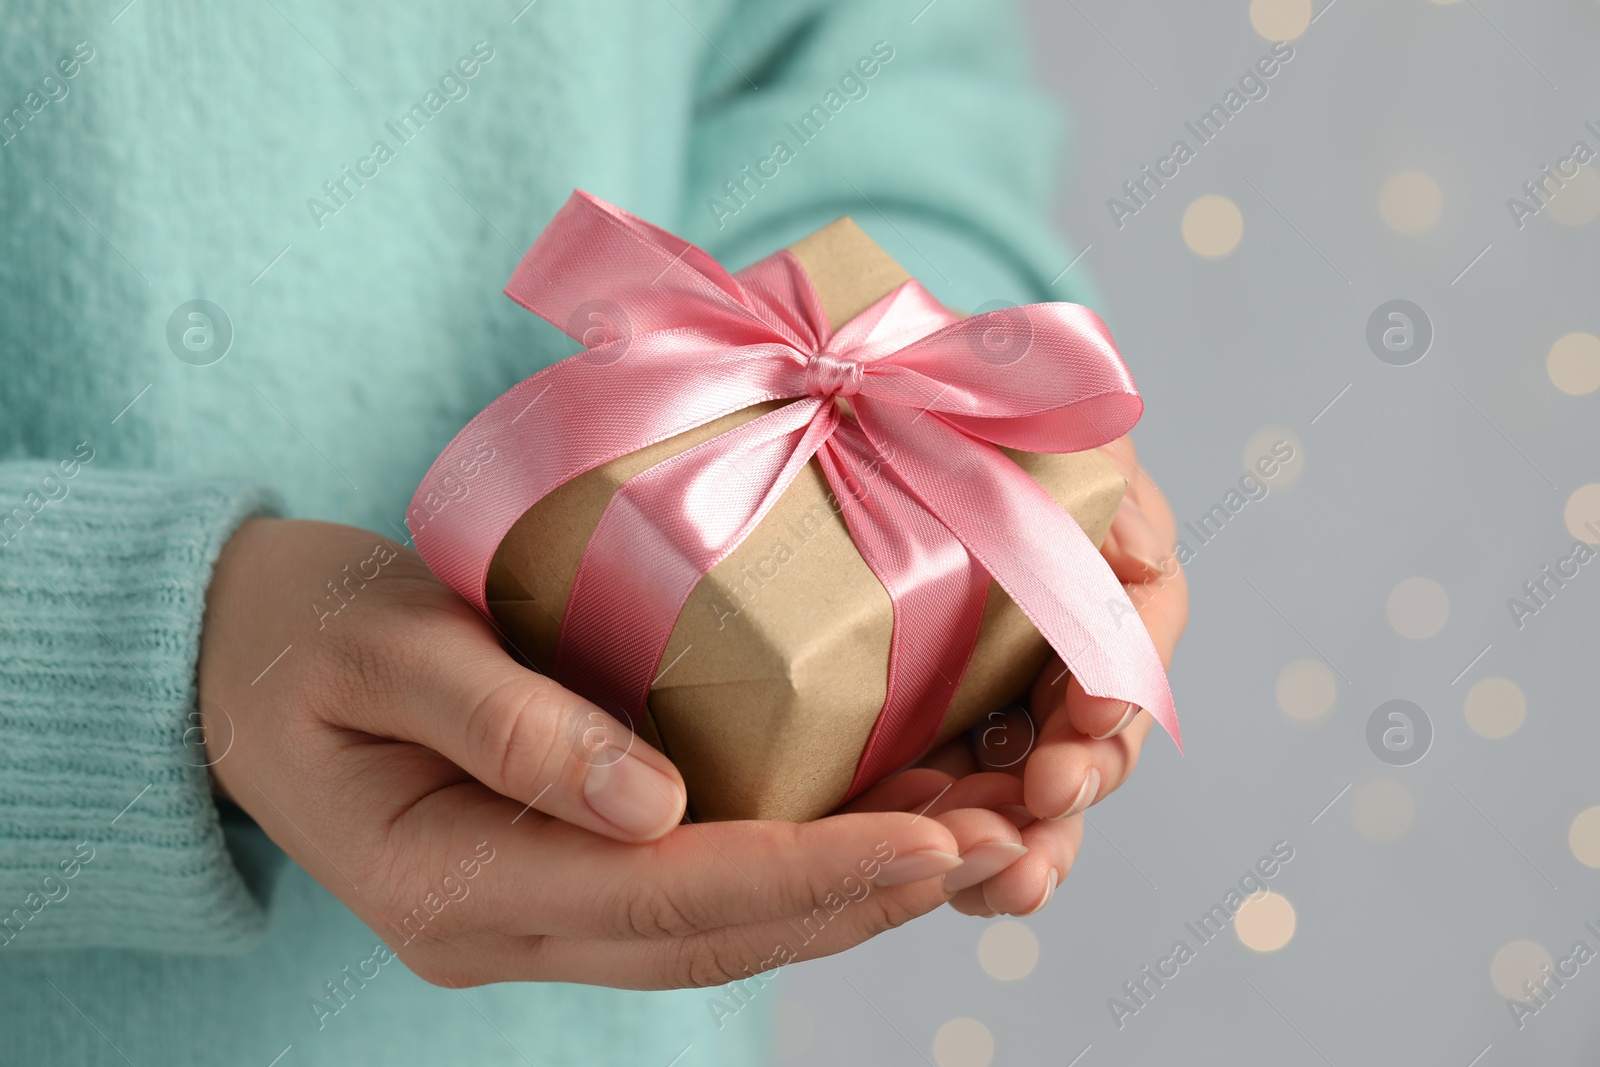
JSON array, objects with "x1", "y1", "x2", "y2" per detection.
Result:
[{"x1": 416, "y1": 640, "x2": 687, "y2": 842}]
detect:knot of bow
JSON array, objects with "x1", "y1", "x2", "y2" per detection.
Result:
[{"x1": 804, "y1": 350, "x2": 864, "y2": 399}]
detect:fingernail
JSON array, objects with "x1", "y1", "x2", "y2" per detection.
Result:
[
  {"x1": 1091, "y1": 704, "x2": 1140, "y2": 741},
  {"x1": 1050, "y1": 767, "x2": 1101, "y2": 820},
  {"x1": 943, "y1": 841, "x2": 1028, "y2": 893},
  {"x1": 1021, "y1": 868, "x2": 1059, "y2": 915},
  {"x1": 998, "y1": 804, "x2": 1036, "y2": 829},
  {"x1": 873, "y1": 849, "x2": 964, "y2": 888},
  {"x1": 1115, "y1": 496, "x2": 1165, "y2": 577},
  {"x1": 583, "y1": 751, "x2": 684, "y2": 838}
]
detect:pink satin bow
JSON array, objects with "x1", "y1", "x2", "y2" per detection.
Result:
[{"x1": 411, "y1": 190, "x2": 1178, "y2": 803}]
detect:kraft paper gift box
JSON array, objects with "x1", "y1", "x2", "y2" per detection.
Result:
[{"x1": 478, "y1": 217, "x2": 1128, "y2": 823}]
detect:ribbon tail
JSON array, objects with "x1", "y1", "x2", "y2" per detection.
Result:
[
  {"x1": 555, "y1": 399, "x2": 837, "y2": 728},
  {"x1": 817, "y1": 422, "x2": 990, "y2": 801},
  {"x1": 858, "y1": 402, "x2": 1180, "y2": 750}
]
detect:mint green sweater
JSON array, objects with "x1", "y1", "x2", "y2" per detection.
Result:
[{"x1": 0, "y1": 2, "x2": 1079, "y2": 1062}]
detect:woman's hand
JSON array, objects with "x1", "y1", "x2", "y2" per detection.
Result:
[
  {"x1": 844, "y1": 436, "x2": 1188, "y2": 917},
  {"x1": 198, "y1": 518, "x2": 985, "y2": 989}
]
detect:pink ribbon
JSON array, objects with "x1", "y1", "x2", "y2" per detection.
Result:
[{"x1": 411, "y1": 190, "x2": 1178, "y2": 803}]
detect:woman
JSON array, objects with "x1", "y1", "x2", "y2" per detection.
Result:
[{"x1": 0, "y1": 1, "x2": 1185, "y2": 1062}]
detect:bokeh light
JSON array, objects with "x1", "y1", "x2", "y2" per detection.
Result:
[
  {"x1": 1565, "y1": 484, "x2": 1600, "y2": 544},
  {"x1": 1380, "y1": 170, "x2": 1443, "y2": 234},
  {"x1": 1249, "y1": 0, "x2": 1312, "y2": 40},
  {"x1": 1386, "y1": 577, "x2": 1449, "y2": 639},
  {"x1": 978, "y1": 920, "x2": 1040, "y2": 981},
  {"x1": 1491, "y1": 941, "x2": 1552, "y2": 1000},
  {"x1": 1277, "y1": 659, "x2": 1337, "y2": 722},
  {"x1": 933, "y1": 1018, "x2": 994, "y2": 1067},
  {"x1": 1548, "y1": 332, "x2": 1600, "y2": 395},
  {"x1": 1569, "y1": 807, "x2": 1600, "y2": 868},
  {"x1": 1243, "y1": 424, "x2": 1305, "y2": 488},
  {"x1": 1235, "y1": 892, "x2": 1296, "y2": 952},
  {"x1": 1183, "y1": 195, "x2": 1244, "y2": 258},
  {"x1": 1546, "y1": 165, "x2": 1600, "y2": 227},
  {"x1": 1464, "y1": 677, "x2": 1526, "y2": 739}
]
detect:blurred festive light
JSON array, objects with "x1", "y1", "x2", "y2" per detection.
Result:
[
  {"x1": 1380, "y1": 170, "x2": 1443, "y2": 234},
  {"x1": 1570, "y1": 807, "x2": 1600, "y2": 868},
  {"x1": 1491, "y1": 941, "x2": 1553, "y2": 1000},
  {"x1": 1546, "y1": 165, "x2": 1600, "y2": 227},
  {"x1": 1242, "y1": 424, "x2": 1305, "y2": 488},
  {"x1": 1277, "y1": 659, "x2": 1337, "y2": 722},
  {"x1": 1386, "y1": 577, "x2": 1449, "y2": 638},
  {"x1": 933, "y1": 1018, "x2": 994, "y2": 1067},
  {"x1": 1249, "y1": 0, "x2": 1312, "y2": 40},
  {"x1": 978, "y1": 920, "x2": 1040, "y2": 981},
  {"x1": 1183, "y1": 194, "x2": 1244, "y2": 258},
  {"x1": 1351, "y1": 779, "x2": 1416, "y2": 841},
  {"x1": 1548, "y1": 332, "x2": 1600, "y2": 396},
  {"x1": 1565, "y1": 484, "x2": 1600, "y2": 543},
  {"x1": 1235, "y1": 892, "x2": 1296, "y2": 952},
  {"x1": 1464, "y1": 677, "x2": 1527, "y2": 739}
]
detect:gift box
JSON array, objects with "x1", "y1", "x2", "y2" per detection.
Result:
[{"x1": 411, "y1": 192, "x2": 1177, "y2": 823}]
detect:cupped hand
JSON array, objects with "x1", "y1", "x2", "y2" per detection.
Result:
[
  {"x1": 844, "y1": 436, "x2": 1188, "y2": 917},
  {"x1": 198, "y1": 518, "x2": 984, "y2": 989}
]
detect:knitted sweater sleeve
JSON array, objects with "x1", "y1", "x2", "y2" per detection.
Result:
[
  {"x1": 678, "y1": 0, "x2": 1098, "y2": 315},
  {"x1": 0, "y1": 456, "x2": 282, "y2": 954}
]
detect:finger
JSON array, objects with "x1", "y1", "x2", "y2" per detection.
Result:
[
  {"x1": 947, "y1": 883, "x2": 997, "y2": 917},
  {"x1": 1128, "y1": 559, "x2": 1190, "y2": 671},
  {"x1": 846, "y1": 765, "x2": 1037, "y2": 874},
  {"x1": 838, "y1": 767, "x2": 955, "y2": 816},
  {"x1": 1100, "y1": 449, "x2": 1188, "y2": 666},
  {"x1": 1102, "y1": 495, "x2": 1169, "y2": 583},
  {"x1": 933, "y1": 807, "x2": 1028, "y2": 895},
  {"x1": 1098, "y1": 438, "x2": 1184, "y2": 561},
  {"x1": 397, "y1": 783, "x2": 964, "y2": 942},
  {"x1": 1035, "y1": 656, "x2": 1143, "y2": 742},
  {"x1": 460, "y1": 858, "x2": 964, "y2": 990},
  {"x1": 938, "y1": 804, "x2": 1073, "y2": 919},
  {"x1": 916, "y1": 735, "x2": 980, "y2": 778},
  {"x1": 925, "y1": 772, "x2": 1026, "y2": 817},
  {"x1": 980, "y1": 812, "x2": 1082, "y2": 916},
  {"x1": 968, "y1": 703, "x2": 1037, "y2": 777},
  {"x1": 361, "y1": 624, "x2": 689, "y2": 843},
  {"x1": 849, "y1": 765, "x2": 1032, "y2": 827},
  {"x1": 1024, "y1": 673, "x2": 1154, "y2": 818},
  {"x1": 1125, "y1": 459, "x2": 1181, "y2": 549}
]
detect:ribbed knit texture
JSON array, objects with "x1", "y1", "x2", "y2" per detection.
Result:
[
  {"x1": 0, "y1": 0, "x2": 1080, "y2": 1062},
  {"x1": 0, "y1": 467, "x2": 280, "y2": 952}
]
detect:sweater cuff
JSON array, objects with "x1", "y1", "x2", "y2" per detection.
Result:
[{"x1": 0, "y1": 463, "x2": 282, "y2": 953}]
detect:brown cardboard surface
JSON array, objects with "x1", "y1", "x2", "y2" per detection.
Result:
[{"x1": 486, "y1": 218, "x2": 1126, "y2": 822}]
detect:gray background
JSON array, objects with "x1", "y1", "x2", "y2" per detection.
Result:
[{"x1": 778, "y1": 0, "x2": 1600, "y2": 1063}]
